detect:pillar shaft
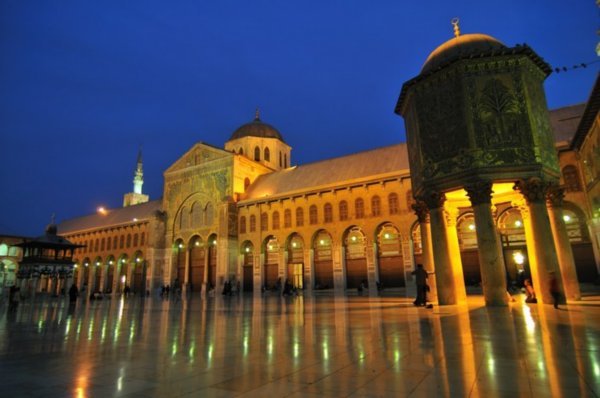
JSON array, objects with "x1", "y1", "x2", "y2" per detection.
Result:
[
  {"x1": 466, "y1": 181, "x2": 508, "y2": 306},
  {"x1": 412, "y1": 200, "x2": 437, "y2": 302},
  {"x1": 547, "y1": 187, "x2": 581, "y2": 300},
  {"x1": 444, "y1": 206, "x2": 467, "y2": 303}
]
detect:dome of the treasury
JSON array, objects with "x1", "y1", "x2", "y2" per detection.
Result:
[
  {"x1": 229, "y1": 112, "x2": 285, "y2": 143},
  {"x1": 421, "y1": 33, "x2": 506, "y2": 74}
]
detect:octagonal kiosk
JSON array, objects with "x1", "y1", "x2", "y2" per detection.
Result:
[{"x1": 395, "y1": 25, "x2": 579, "y2": 306}]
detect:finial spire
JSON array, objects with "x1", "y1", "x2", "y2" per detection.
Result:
[
  {"x1": 451, "y1": 18, "x2": 460, "y2": 38},
  {"x1": 50, "y1": 213, "x2": 56, "y2": 225},
  {"x1": 137, "y1": 145, "x2": 143, "y2": 164},
  {"x1": 254, "y1": 107, "x2": 260, "y2": 121}
]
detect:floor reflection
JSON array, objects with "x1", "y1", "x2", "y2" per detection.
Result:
[{"x1": 0, "y1": 293, "x2": 599, "y2": 397}]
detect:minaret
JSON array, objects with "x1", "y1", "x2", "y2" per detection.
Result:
[{"x1": 123, "y1": 147, "x2": 149, "y2": 207}]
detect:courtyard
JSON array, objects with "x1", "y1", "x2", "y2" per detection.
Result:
[{"x1": 0, "y1": 290, "x2": 599, "y2": 397}]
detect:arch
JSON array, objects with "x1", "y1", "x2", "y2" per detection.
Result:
[
  {"x1": 272, "y1": 211, "x2": 280, "y2": 230},
  {"x1": 343, "y1": 226, "x2": 367, "y2": 290},
  {"x1": 456, "y1": 212, "x2": 480, "y2": 285},
  {"x1": 263, "y1": 236, "x2": 280, "y2": 290},
  {"x1": 562, "y1": 165, "x2": 582, "y2": 192},
  {"x1": 240, "y1": 216, "x2": 247, "y2": 234},
  {"x1": 286, "y1": 233, "x2": 305, "y2": 289},
  {"x1": 562, "y1": 202, "x2": 596, "y2": 282},
  {"x1": 339, "y1": 200, "x2": 348, "y2": 221},
  {"x1": 264, "y1": 147, "x2": 270, "y2": 162},
  {"x1": 241, "y1": 240, "x2": 254, "y2": 292},
  {"x1": 205, "y1": 202, "x2": 214, "y2": 226},
  {"x1": 131, "y1": 250, "x2": 145, "y2": 294},
  {"x1": 188, "y1": 235, "x2": 205, "y2": 292},
  {"x1": 371, "y1": 195, "x2": 381, "y2": 217},
  {"x1": 375, "y1": 223, "x2": 404, "y2": 288},
  {"x1": 284, "y1": 209, "x2": 292, "y2": 228},
  {"x1": 496, "y1": 207, "x2": 528, "y2": 285},
  {"x1": 388, "y1": 193, "x2": 399, "y2": 215},
  {"x1": 296, "y1": 207, "x2": 304, "y2": 227},
  {"x1": 254, "y1": 146, "x2": 261, "y2": 161},
  {"x1": 355, "y1": 198, "x2": 365, "y2": 219},
  {"x1": 207, "y1": 234, "x2": 218, "y2": 289},
  {"x1": 309, "y1": 205, "x2": 318, "y2": 225},
  {"x1": 312, "y1": 229, "x2": 333, "y2": 289}
]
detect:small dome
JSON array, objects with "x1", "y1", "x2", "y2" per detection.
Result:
[
  {"x1": 421, "y1": 33, "x2": 506, "y2": 74},
  {"x1": 229, "y1": 114, "x2": 285, "y2": 143},
  {"x1": 45, "y1": 222, "x2": 57, "y2": 236}
]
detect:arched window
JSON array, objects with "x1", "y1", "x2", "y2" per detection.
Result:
[
  {"x1": 563, "y1": 165, "x2": 582, "y2": 192},
  {"x1": 296, "y1": 208, "x2": 304, "y2": 227},
  {"x1": 264, "y1": 147, "x2": 270, "y2": 162},
  {"x1": 324, "y1": 203, "x2": 333, "y2": 223},
  {"x1": 126, "y1": 234, "x2": 132, "y2": 248},
  {"x1": 119, "y1": 235, "x2": 124, "y2": 249},
  {"x1": 388, "y1": 193, "x2": 399, "y2": 215},
  {"x1": 244, "y1": 177, "x2": 251, "y2": 191},
  {"x1": 279, "y1": 151, "x2": 282, "y2": 167},
  {"x1": 191, "y1": 201, "x2": 202, "y2": 227},
  {"x1": 355, "y1": 198, "x2": 365, "y2": 219},
  {"x1": 371, "y1": 196, "x2": 381, "y2": 216},
  {"x1": 261, "y1": 212, "x2": 268, "y2": 231},
  {"x1": 133, "y1": 233, "x2": 139, "y2": 247},
  {"x1": 254, "y1": 146, "x2": 261, "y2": 161},
  {"x1": 140, "y1": 232, "x2": 145, "y2": 246},
  {"x1": 240, "y1": 216, "x2": 247, "y2": 234},
  {"x1": 272, "y1": 211, "x2": 280, "y2": 230},
  {"x1": 205, "y1": 203, "x2": 214, "y2": 225},
  {"x1": 309, "y1": 205, "x2": 318, "y2": 225},
  {"x1": 284, "y1": 209, "x2": 292, "y2": 228},
  {"x1": 339, "y1": 200, "x2": 348, "y2": 221},
  {"x1": 250, "y1": 215, "x2": 256, "y2": 232}
]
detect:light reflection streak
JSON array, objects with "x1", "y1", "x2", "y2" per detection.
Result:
[{"x1": 522, "y1": 305, "x2": 536, "y2": 333}]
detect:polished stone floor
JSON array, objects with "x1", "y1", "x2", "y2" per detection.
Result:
[{"x1": 0, "y1": 290, "x2": 599, "y2": 398}]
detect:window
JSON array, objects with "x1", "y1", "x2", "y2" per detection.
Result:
[
  {"x1": 272, "y1": 211, "x2": 280, "y2": 230},
  {"x1": 240, "y1": 216, "x2": 247, "y2": 234},
  {"x1": 296, "y1": 208, "x2": 304, "y2": 227},
  {"x1": 324, "y1": 203, "x2": 333, "y2": 223},
  {"x1": 284, "y1": 154, "x2": 288, "y2": 168},
  {"x1": 119, "y1": 235, "x2": 124, "y2": 249},
  {"x1": 279, "y1": 151, "x2": 282, "y2": 167},
  {"x1": 126, "y1": 234, "x2": 132, "y2": 248},
  {"x1": 355, "y1": 198, "x2": 364, "y2": 219},
  {"x1": 254, "y1": 146, "x2": 260, "y2": 161},
  {"x1": 563, "y1": 165, "x2": 582, "y2": 192},
  {"x1": 309, "y1": 205, "x2": 318, "y2": 225},
  {"x1": 339, "y1": 201, "x2": 348, "y2": 221},
  {"x1": 261, "y1": 212, "x2": 268, "y2": 231},
  {"x1": 264, "y1": 147, "x2": 270, "y2": 162},
  {"x1": 388, "y1": 193, "x2": 399, "y2": 215},
  {"x1": 372, "y1": 196, "x2": 381, "y2": 216},
  {"x1": 284, "y1": 209, "x2": 292, "y2": 228},
  {"x1": 250, "y1": 215, "x2": 256, "y2": 232},
  {"x1": 133, "y1": 233, "x2": 139, "y2": 247}
]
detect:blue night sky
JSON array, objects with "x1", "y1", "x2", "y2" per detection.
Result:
[{"x1": 0, "y1": 1, "x2": 597, "y2": 236}]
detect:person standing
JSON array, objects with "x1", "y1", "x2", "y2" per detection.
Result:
[
  {"x1": 412, "y1": 264, "x2": 428, "y2": 306},
  {"x1": 69, "y1": 283, "x2": 79, "y2": 303},
  {"x1": 549, "y1": 272, "x2": 561, "y2": 309}
]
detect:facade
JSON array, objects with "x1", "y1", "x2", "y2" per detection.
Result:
[{"x1": 54, "y1": 31, "x2": 600, "y2": 304}]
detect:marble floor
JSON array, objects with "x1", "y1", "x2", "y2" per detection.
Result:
[{"x1": 0, "y1": 290, "x2": 599, "y2": 398}]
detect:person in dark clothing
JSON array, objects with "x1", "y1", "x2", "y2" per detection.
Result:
[
  {"x1": 412, "y1": 264, "x2": 428, "y2": 306},
  {"x1": 549, "y1": 272, "x2": 561, "y2": 309},
  {"x1": 69, "y1": 284, "x2": 79, "y2": 303}
]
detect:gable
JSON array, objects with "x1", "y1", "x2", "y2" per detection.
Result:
[{"x1": 164, "y1": 142, "x2": 232, "y2": 175}]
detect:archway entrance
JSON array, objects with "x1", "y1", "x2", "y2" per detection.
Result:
[
  {"x1": 313, "y1": 230, "x2": 333, "y2": 289},
  {"x1": 344, "y1": 227, "x2": 367, "y2": 289},
  {"x1": 93, "y1": 257, "x2": 102, "y2": 293},
  {"x1": 173, "y1": 239, "x2": 185, "y2": 285},
  {"x1": 286, "y1": 234, "x2": 304, "y2": 289},
  {"x1": 189, "y1": 236, "x2": 205, "y2": 292},
  {"x1": 131, "y1": 252, "x2": 144, "y2": 294},
  {"x1": 241, "y1": 241, "x2": 254, "y2": 292},
  {"x1": 376, "y1": 223, "x2": 405, "y2": 288},
  {"x1": 105, "y1": 256, "x2": 115, "y2": 293},
  {"x1": 264, "y1": 236, "x2": 279, "y2": 290}
]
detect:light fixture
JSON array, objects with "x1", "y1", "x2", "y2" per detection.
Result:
[
  {"x1": 468, "y1": 224, "x2": 476, "y2": 231},
  {"x1": 513, "y1": 251, "x2": 525, "y2": 265},
  {"x1": 97, "y1": 206, "x2": 107, "y2": 215},
  {"x1": 268, "y1": 245, "x2": 273, "y2": 250},
  {"x1": 514, "y1": 220, "x2": 522, "y2": 227},
  {"x1": 73, "y1": 264, "x2": 78, "y2": 268},
  {"x1": 109, "y1": 260, "x2": 113, "y2": 265},
  {"x1": 121, "y1": 258, "x2": 126, "y2": 264},
  {"x1": 95, "y1": 262, "x2": 100, "y2": 266},
  {"x1": 136, "y1": 258, "x2": 141, "y2": 263},
  {"x1": 351, "y1": 236, "x2": 357, "y2": 242},
  {"x1": 292, "y1": 242, "x2": 297, "y2": 248},
  {"x1": 245, "y1": 247, "x2": 250, "y2": 253},
  {"x1": 132, "y1": 217, "x2": 138, "y2": 222},
  {"x1": 384, "y1": 233, "x2": 390, "y2": 239},
  {"x1": 178, "y1": 243, "x2": 183, "y2": 249},
  {"x1": 563, "y1": 215, "x2": 571, "y2": 223},
  {"x1": 212, "y1": 240, "x2": 217, "y2": 246},
  {"x1": 195, "y1": 241, "x2": 200, "y2": 246},
  {"x1": 84, "y1": 262, "x2": 89, "y2": 267},
  {"x1": 319, "y1": 239, "x2": 325, "y2": 245}
]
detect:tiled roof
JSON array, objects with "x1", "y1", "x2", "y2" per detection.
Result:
[
  {"x1": 58, "y1": 200, "x2": 162, "y2": 235},
  {"x1": 240, "y1": 144, "x2": 409, "y2": 203},
  {"x1": 549, "y1": 103, "x2": 586, "y2": 143}
]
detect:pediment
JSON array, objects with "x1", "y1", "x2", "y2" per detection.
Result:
[{"x1": 165, "y1": 142, "x2": 232, "y2": 175}]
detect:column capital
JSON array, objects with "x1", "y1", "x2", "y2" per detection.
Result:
[
  {"x1": 546, "y1": 184, "x2": 565, "y2": 208},
  {"x1": 511, "y1": 198, "x2": 530, "y2": 221},
  {"x1": 513, "y1": 177, "x2": 552, "y2": 204},
  {"x1": 411, "y1": 200, "x2": 430, "y2": 223},
  {"x1": 443, "y1": 206, "x2": 460, "y2": 227},
  {"x1": 465, "y1": 180, "x2": 493, "y2": 206},
  {"x1": 419, "y1": 190, "x2": 446, "y2": 210}
]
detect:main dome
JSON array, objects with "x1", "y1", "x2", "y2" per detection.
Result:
[
  {"x1": 421, "y1": 33, "x2": 506, "y2": 74},
  {"x1": 229, "y1": 114, "x2": 285, "y2": 143}
]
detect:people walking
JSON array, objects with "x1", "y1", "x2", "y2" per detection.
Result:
[{"x1": 412, "y1": 264, "x2": 428, "y2": 307}]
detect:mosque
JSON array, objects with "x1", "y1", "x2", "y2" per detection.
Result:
[{"x1": 48, "y1": 27, "x2": 599, "y2": 306}]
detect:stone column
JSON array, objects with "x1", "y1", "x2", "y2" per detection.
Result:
[
  {"x1": 443, "y1": 205, "x2": 467, "y2": 303},
  {"x1": 514, "y1": 178, "x2": 566, "y2": 305},
  {"x1": 304, "y1": 248, "x2": 314, "y2": 293},
  {"x1": 181, "y1": 248, "x2": 190, "y2": 296},
  {"x1": 201, "y1": 250, "x2": 210, "y2": 297},
  {"x1": 366, "y1": 242, "x2": 378, "y2": 296},
  {"x1": 465, "y1": 180, "x2": 508, "y2": 306},
  {"x1": 546, "y1": 186, "x2": 581, "y2": 301},
  {"x1": 421, "y1": 191, "x2": 457, "y2": 305},
  {"x1": 412, "y1": 200, "x2": 437, "y2": 302}
]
